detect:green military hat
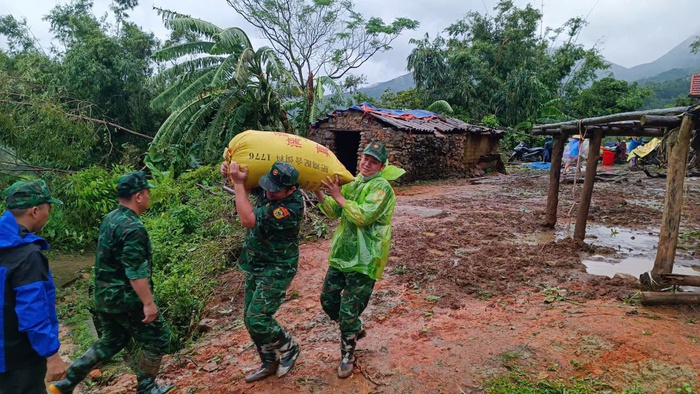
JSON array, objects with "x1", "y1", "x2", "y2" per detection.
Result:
[
  {"x1": 5, "y1": 180, "x2": 62, "y2": 209},
  {"x1": 259, "y1": 162, "x2": 299, "y2": 192},
  {"x1": 362, "y1": 141, "x2": 387, "y2": 163},
  {"x1": 116, "y1": 171, "x2": 154, "y2": 197}
]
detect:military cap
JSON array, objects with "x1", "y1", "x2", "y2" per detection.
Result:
[
  {"x1": 116, "y1": 171, "x2": 154, "y2": 197},
  {"x1": 259, "y1": 162, "x2": 299, "y2": 192},
  {"x1": 5, "y1": 180, "x2": 62, "y2": 209},
  {"x1": 362, "y1": 141, "x2": 388, "y2": 163}
]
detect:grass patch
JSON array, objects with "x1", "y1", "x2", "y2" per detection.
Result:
[{"x1": 485, "y1": 369, "x2": 643, "y2": 394}]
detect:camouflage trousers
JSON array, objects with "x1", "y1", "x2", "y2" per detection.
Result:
[
  {"x1": 320, "y1": 266, "x2": 376, "y2": 337},
  {"x1": 244, "y1": 273, "x2": 295, "y2": 348},
  {"x1": 64, "y1": 310, "x2": 172, "y2": 388}
]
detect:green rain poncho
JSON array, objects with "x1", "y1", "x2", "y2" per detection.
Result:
[{"x1": 318, "y1": 165, "x2": 405, "y2": 280}]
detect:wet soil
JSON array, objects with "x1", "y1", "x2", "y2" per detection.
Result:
[{"x1": 77, "y1": 169, "x2": 700, "y2": 393}]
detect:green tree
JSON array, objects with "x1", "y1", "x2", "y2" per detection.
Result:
[
  {"x1": 407, "y1": 0, "x2": 607, "y2": 127},
  {"x1": 226, "y1": 0, "x2": 419, "y2": 132},
  {"x1": 149, "y1": 9, "x2": 294, "y2": 171},
  {"x1": 569, "y1": 77, "x2": 653, "y2": 118},
  {"x1": 0, "y1": 1, "x2": 162, "y2": 170}
]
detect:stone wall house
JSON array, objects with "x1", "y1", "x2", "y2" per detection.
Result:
[{"x1": 308, "y1": 103, "x2": 506, "y2": 182}]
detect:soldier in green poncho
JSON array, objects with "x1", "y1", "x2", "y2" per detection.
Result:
[
  {"x1": 49, "y1": 171, "x2": 174, "y2": 394},
  {"x1": 220, "y1": 160, "x2": 303, "y2": 383},
  {"x1": 314, "y1": 141, "x2": 404, "y2": 378}
]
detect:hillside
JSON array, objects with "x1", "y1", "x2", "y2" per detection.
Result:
[
  {"x1": 357, "y1": 73, "x2": 415, "y2": 98},
  {"x1": 610, "y1": 36, "x2": 700, "y2": 82},
  {"x1": 357, "y1": 36, "x2": 700, "y2": 100}
]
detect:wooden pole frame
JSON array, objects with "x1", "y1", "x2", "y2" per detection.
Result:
[
  {"x1": 651, "y1": 114, "x2": 695, "y2": 276},
  {"x1": 573, "y1": 129, "x2": 603, "y2": 241},
  {"x1": 544, "y1": 134, "x2": 566, "y2": 228}
]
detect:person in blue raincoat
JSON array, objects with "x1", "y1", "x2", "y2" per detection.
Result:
[
  {"x1": 0, "y1": 180, "x2": 67, "y2": 393},
  {"x1": 314, "y1": 141, "x2": 404, "y2": 379},
  {"x1": 563, "y1": 135, "x2": 582, "y2": 175}
]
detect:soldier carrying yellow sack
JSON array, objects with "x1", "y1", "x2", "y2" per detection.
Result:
[
  {"x1": 220, "y1": 160, "x2": 303, "y2": 382},
  {"x1": 314, "y1": 141, "x2": 405, "y2": 378}
]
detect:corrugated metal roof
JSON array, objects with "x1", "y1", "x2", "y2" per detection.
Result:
[{"x1": 313, "y1": 106, "x2": 505, "y2": 136}]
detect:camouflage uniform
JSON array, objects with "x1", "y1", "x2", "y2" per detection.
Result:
[
  {"x1": 241, "y1": 189, "x2": 303, "y2": 372},
  {"x1": 49, "y1": 172, "x2": 173, "y2": 394},
  {"x1": 241, "y1": 188, "x2": 303, "y2": 344},
  {"x1": 224, "y1": 160, "x2": 304, "y2": 382}
]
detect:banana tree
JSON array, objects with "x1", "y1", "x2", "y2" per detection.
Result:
[{"x1": 149, "y1": 8, "x2": 297, "y2": 169}]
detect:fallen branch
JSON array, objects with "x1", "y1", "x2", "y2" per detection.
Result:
[
  {"x1": 63, "y1": 113, "x2": 154, "y2": 140},
  {"x1": 196, "y1": 183, "x2": 218, "y2": 196},
  {"x1": 0, "y1": 161, "x2": 74, "y2": 174}
]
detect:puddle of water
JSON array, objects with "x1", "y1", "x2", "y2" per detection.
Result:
[
  {"x1": 581, "y1": 226, "x2": 660, "y2": 256},
  {"x1": 579, "y1": 226, "x2": 699, "y2": 288},
  {"x1": 49, "y1": 253, "x2": 94, "y2": 287},
  {"x1": 584, "y1": 255, "x2": 698, "y2": 279}
]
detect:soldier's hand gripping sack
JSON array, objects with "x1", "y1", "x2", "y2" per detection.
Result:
[{"x1": 223, "y1": 130, "x2": 354, "y2": 191}]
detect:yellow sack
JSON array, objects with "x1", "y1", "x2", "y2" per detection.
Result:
[{"x1": 223, "y1": 130, "x2": 354, "y2": 191}]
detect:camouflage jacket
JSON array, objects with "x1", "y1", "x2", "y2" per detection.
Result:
[
  {"x1": 94, "y1": 205, "x2": 153, "y2": 313},
  {"x1": 239, "y1": 189, "x2": 303, "y2": 277}
]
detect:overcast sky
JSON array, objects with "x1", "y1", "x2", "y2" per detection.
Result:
[{"x1": 1, "y1": 0, "x2": 698, "y2": 85}]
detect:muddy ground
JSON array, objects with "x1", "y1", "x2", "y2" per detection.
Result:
[{"x1": 75, "y1": 168, "x2": 700, "y2": 393}]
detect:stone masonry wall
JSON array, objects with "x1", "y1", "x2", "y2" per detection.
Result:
[{"x1": 309, "y1": 111, "x2": 501, "y2": 182}]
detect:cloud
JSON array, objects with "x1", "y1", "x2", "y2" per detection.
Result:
[{"x1": 1, "y1": 0, "x2": 698, "y2": 84}]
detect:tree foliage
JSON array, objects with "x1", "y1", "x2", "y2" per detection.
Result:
[
  {"x1": 568, "y1": 78, "x2": 653, "y2": 118},
  {"x1": 149, "y1": 9, "x2": 295, "y2": 171},
  {"x1": 226, "y1": 0, "x2": 418, "y2": 132},
  {"x1": 0, "y1": 0, "x2": 162, "y2": 170},
  {"x1": 406, "y1": 0, "x2": 608, "y2": 127}
]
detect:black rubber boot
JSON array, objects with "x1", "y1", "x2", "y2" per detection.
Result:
[
  {"x1": 136, "y1": 379, "x2": 175, "y2": 394},
  {"x1": 246, "y1": 342, "x2": 279, "y2": 383},
  {"x1": 337, "y1": 333, "x2": 357, "y2": 378},
  {"x1": 48, "y1": 346, "x2": 103, "y2": 394},
  {"x1": 245, "y1": 361, "x2": 280, "y2": 383},
  {"x1": 135, "y1": 352, "x2": 174, "y2": 394},
  {"x1": 276, "y1": 331, "x2": 300, "y2": 378}
]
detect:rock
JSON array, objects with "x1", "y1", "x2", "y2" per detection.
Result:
[
  {"x1": 88, "y1": 369, "x2": 102, "y2": 379},
  {"x1": 613, "y1": 273, "x2": 639, "y2": 285},
  {"x1": 197, "y1": 318, "x2": 219, "y2": 333}
]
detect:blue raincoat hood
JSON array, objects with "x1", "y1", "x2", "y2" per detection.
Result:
[{"x1": 0, "y1": 211, "x2": 49, "y2": 250}]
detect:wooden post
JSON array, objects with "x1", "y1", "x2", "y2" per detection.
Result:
[
  {"x1": 545, "y1": 134, "x2": 566, "y2": 228},
  {"x1": 640, "y1": 115, "x2": 682, "y2": 128},
  {"x1": 641, "y1": 292, "x2": 700, "y2": 305},
  {"x1": 573, "y1": 130, "x2": 602, "y2": 241},
  {"x1": 651, "y1": 114, "x2": 695, "y2": 275},
  {"x1": 660, "y1": 273, "x2": 700, "y2": 287}
]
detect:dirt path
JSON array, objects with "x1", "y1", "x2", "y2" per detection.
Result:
[{"x1": 103, "y1": 171, "x2": 700, "y2": 393}]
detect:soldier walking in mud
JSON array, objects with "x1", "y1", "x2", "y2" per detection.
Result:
[
  {"x1": 314, "y1": 141, "x2": 404, "y2": 378},
  {"x1": 220, "y1": 161, "x2": 303, "y2": 382},
  {"x1": 50, "y1": 171, "x2": 174, "y2": 394}
]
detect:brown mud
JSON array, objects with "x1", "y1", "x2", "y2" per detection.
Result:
[{"x1": 80, "y1": 170, "x2": 700, "y2": 393}]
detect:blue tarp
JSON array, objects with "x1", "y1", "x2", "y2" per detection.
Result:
[{"x1": 520, "y1": 162, "x2": 551, "y2": 170}]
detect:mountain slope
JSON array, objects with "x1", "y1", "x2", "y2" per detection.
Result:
[
  {"x1": 357, "y1": 73, "x2": 415, "y2": 98},
  {"x1": 357, "y1": 36, "x2": 700, "y2": 99},
  {"x1": 607, "y1": 36, "x2": 700, "y2": 82}
]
